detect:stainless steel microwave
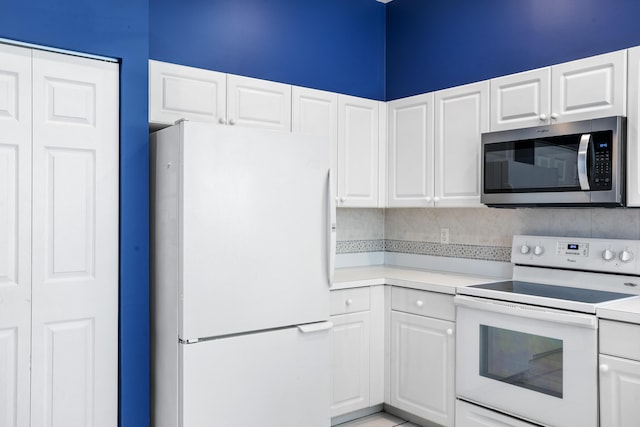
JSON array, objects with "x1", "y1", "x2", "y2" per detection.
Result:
[{"x1": 481, "y1": 116, "x2": 626, "y2": 207}]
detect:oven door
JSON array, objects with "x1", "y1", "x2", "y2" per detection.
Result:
[{"x1": 455, "y1": 295, "x2": 598, "y2": 427}]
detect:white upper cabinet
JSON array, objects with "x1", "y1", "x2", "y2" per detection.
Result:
[
  {"x1": 551, "y1": 50, "x2": 626, "y2": 123},
  {"x1": 435, "y1": 81, "x2": 489, "y2": 207},
  {"x1": 490, "y1": 50, "x2": 627, "y2": 131},
  {"x1": 490, "y1": 68, "x2": 551, "y2": 131},
  {"x1": 627, "y1": 46, "x2": 640, "y2": 206},
  {"x1": 149, "y1": 60, "x2": 292, "y2": 131},
  {"x1": 149, "y1": 60, "x2": 227, "y2": 127},
  {"x1": 227, "y1": 74, "x2": 292, "y2": 131},
  {"x1": 337, "y1": 95, "x2": 381, "y2": 208},
  {"x1": 387, "y1": 93, "x2": 435, "y2": 207},
  {"x1": 292, "y1": 86, "x2": 338, "y2": 195}
]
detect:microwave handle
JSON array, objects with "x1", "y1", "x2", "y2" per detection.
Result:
[{"x1": 577, "y1": 134, "x2": 591, "y2": 190}]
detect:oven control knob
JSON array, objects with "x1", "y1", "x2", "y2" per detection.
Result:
[
  {"x1": 602, "y1": 249, "x2": 616, "y2": 261},
  {"x1": 619, "y1": 250, "x2": 634, "y2": 263},
  {"x1": 520, "y1": 245, "x2": 530, "y2": 255},
  {"x1": 533, "y1": 245, "x2": 544, "y2": 256}
]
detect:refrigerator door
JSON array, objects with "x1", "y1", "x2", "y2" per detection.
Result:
[
  {"x1": 178, "y1": 122, "x2": 332, "y2": 339},
  {"x1": 180, "y1": 323, "x2": 331, "y2": 427}
]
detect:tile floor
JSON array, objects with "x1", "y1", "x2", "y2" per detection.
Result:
[{"x1": 334, "y1": 412, "x2": 421, "y2": 427}]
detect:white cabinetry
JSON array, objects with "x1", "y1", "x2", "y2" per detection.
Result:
[
  {"x1": 149, "y1": 60, "x2": 292, "y2": 131},
  {"x1": 389, "y1": 287, "x2": 455, "y2": 427},
  {"x1": 490, "y1": 50, "x2": 626, "y2": 131},
  {"x1": 599, "y1": 319, "x2": 640, "y2": 427},
  {"x1": 626, "y1": 46, "x2": 640, "y2": 206},
  {"x1": 329, "y1": 287, "x2": 384, "y2": 419},
  {"x1": 0, "y1": 43, "x2": 118, "y2": 427},
  {"x1": 387, "y1": 93, "x2": 434, "y2": 207},
  {"x1": 337, "y1": 95, "x2": 383, "y2": 208},
  {"x1": 434, "y1": 81, "x2": 489, "y2": 207}
]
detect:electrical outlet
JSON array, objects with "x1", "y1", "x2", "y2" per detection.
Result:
[{"x1": 440, "y1": 228, "x2": 450, "y2": 244}]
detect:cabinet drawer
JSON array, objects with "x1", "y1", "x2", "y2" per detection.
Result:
[
  {"x1": 600, "y1": 319, "x2": 640, "y2": 360},
  {"x1": 391, "y1": 287, "x2": 454, "y2": 321},
  {"x1": 330, "y1": 287, "x2": 370, "y2": 315}
]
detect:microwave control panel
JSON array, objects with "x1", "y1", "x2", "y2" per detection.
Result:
[
  {"x1": 591, "y1": 131, "x2": 613, "y2": 190},
  {"x1": 512, "y1": 235, "x2": 640, "y2": 275}
]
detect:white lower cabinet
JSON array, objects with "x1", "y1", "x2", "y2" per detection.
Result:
[
  {"x1": 455, "y1": 400, "x2": 538, "y2": 427},
  {"x1": 389, "y1": 287, "x2": 455, "y2": 427},
  {"x1": 329, "y1": 286, "x2": 384, "y2": 419},
  {"x1": 599, "y1": 319, "x2": 640, "y2": 427}
]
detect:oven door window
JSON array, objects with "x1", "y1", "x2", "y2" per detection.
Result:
[{"x1": 479, "y1": 325, "x2": 563, "y2": 398}]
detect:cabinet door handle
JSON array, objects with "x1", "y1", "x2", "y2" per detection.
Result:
[
  {"x1": 228, "y1": 118, "x2": 236, "y2": 126},
  {"x1": 416, "y1": 300, "x2": 424, "y2": 307},
  {"x1": 599, "y1": 364, "x2": 609, "y2": 373},
  {"x1": 446, "y1": 328, "x2": 453, "y2": 336},
  {"x1": 539, "y1": 113, "x2": 547, "y2": 121},
  {"x1": 218, "y1": 118, "x2": 227, "y2": 125},
  {"x1": 550, "y1": 112, "x2": 559, "y2": 120},
  {"x1": 345, "y1": 298, "x2": 353, "y2": 306}
]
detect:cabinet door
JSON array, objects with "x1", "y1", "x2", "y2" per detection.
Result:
[
  {"x1": 330, "y1": 311, "x2": 370, "y2": 417},
  {"x1": 434, "y1": 81, "x2": 489, "y2": 207},
  {"x1": 551, "y1": 50, "x2": 627, "y2": 123},
  {"x1": 600, "y1": 354, "x2": 640, "y2": 427},
  {"x1": 337, "y1": 95, "x2": 380, "y2": 208},
  {"x1": 227, "y1": 74, "x2": 292, "y2": 131},
  {"x1": 390, "y1": 311, "x2": 455, "y2": 427},
  {"x1": 292, "y1": 86, "x2": 338, "y2": 196},
  {"x1": 627, "y1": 46, "x2": 640, "y2": 207},
  {"x1": 149, "y1": 60, "x2": 227, "y2": 127},
  {"x1": 490, "y1": 68, "x2": 551, "y2": 131},
  {"x1": 387, "y1": 93, "x2": 435, "y2": 207},
  {"x1": 31, "y1": 51, "x2": 119, "y2": 427},
  {"x1": 0, "y1": 43, "x2": 32, "y2": 427}
]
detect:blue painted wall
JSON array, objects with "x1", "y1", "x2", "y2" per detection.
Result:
[
  {"x1": 1, "y1": 2, "x2": 149, "y2": 427},
  {"x1": 387, "y1": 0, "x2": 640, "y2": 100},
  {"x1": 149, "y1": 0, "x2": 387, "y2": 101}
]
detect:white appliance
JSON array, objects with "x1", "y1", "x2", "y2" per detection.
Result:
[
  {"x1": 150, "y1": 121, "x2": 335, "y2": 427},
  {"x1": 455, "y1": 235, "x2": 640, "y2": 427}
]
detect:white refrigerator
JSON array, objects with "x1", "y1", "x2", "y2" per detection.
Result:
[{"x1": 150, "y1": 121, "x2": 335, "y2": 427}]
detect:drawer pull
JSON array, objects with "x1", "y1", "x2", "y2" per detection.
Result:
[
  {"x1": 416, "y1": 300, "x2": 424, "y2": 307},
  {"x1": 345, "y1": 298, "x2": 353, "y2": 306}
]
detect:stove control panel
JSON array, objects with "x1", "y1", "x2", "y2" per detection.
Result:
[{"x1": 512, "y1": 235, "x2": 640, "y2": 274}]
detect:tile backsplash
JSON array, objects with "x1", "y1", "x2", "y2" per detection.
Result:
[{"x1": 336, "y1": 207, "x2": 640, "y2": 261}]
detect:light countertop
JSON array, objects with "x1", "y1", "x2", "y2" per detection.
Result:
[
  {"x1": 332, "y1": 265, "x2": 504, "y2": 295},
  {"x1": 597, "y1": 297, "x2": 640, "y2": 324}
]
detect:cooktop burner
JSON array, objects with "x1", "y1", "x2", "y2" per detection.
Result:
[{"x1": 469, "y1": 281, "x2": 634, "y2": 304}]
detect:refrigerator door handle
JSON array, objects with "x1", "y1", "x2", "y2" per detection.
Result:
[
  {"x1": 298, "y1": 321, "x2": 334, "y2": 334},
  {"x1": 328, "y1": 168, "x2": 336, "y2": 284}
]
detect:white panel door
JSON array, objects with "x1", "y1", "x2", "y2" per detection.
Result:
[
  {"x1": 181, "y1": 326, "x2": 331, "y2": 427},
  {"x1": 434, "y1": 81, "x2": 489, "y2": 207},
  {"x1": 337, "y1": 95, "x2": 380, "y2": 207},
  {"x1": 292, "y1": 86, "x2": 338, "y2": 197},
  {"x1": 30, "y1": 50, "x2": 119, "y2": 427},
  {"x1": 387, "y1": 93, "x2": 435, "y2": 207},
  {"x1": 490, "y1": 67, "x2": 551, "y2": 131},
  {"x1": 600, "y1": 354, "x2": 640, "y2": 427},
  {"x1": 330, "y1": 311, "x2": 370, "y2": 417},
  {"x1": 390, "y1": 311, "x2": 455, "y2": 427},
  {"x1": 227, "y1": 74, "x2": 292, "y2": 131},
  {"x1": 0, "y1": 43, "x2": 32, "y2": 427},
  {"x1": 551, "y1": 50, "x2": 627, "y2": 123},
  {"x1": 626, "y1": 46, "x2": 640, "y2": 206},
  {"x1": 149, "y1": 59, "x2": 227, "y2": 127}
]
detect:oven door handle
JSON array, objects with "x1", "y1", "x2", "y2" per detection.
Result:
[{"x1": 454, "y1": 295, "x2": 597, "y2": 329}]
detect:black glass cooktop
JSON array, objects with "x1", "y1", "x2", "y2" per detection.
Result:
[{"x1": 469, "y1": 281, "x2": 633, "y2": 304}]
